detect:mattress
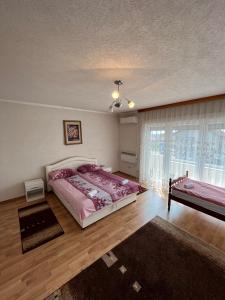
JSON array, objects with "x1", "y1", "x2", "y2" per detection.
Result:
[
  {"x1": 171, "y1": 189, "x2": 225, "y2": 216},
  {"x1": 172, "y1": 178, "x2": 225, "y2": 208},
  {"x1": 49, "y1": 178, "x2": 96, "y2": 220},
  {"x1": 49, "y1": 170, "x2": 140, "y2": 220}
]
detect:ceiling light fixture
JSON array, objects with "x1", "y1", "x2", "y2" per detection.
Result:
[
  {"x1": 127, "y1": 99, "x2": 135, "y2": 109},
  {"x1": 109, "y1": 80, "x2": 135, "y2": 112}
]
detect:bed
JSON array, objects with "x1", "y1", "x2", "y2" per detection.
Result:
[
  {"x1": 168, "y1": 171, "x2": 225, "y2": 221},
  {"x1": 46, "y1": 156, "x2": 139, "y2": 228}
]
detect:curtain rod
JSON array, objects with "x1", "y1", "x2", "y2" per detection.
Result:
[{"x1": 138, "y1": 93, "x2": 225, "y2": 113}]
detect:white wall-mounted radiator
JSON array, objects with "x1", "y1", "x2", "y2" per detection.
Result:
[{"x1": 120, "y1": 152, "x2": 137, "y2": 164}]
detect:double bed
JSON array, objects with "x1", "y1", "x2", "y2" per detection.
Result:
[
  {"x1": 46, "y1": 157, "x2": 139, "y2": 228},
  {"x1": 168, "y1": 171, "x2": 225, "y2": 221}
]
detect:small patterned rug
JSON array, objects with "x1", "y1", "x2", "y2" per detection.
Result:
[{"x1": 18, "y1": 201, "x2": 64, "y2": 253}]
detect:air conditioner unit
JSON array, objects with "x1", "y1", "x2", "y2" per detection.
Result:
[{"x1": 120, "y1": 116, "x2": 138, "y2": 124}]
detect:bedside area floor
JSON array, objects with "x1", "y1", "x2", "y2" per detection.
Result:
[{"x1": 0, "y1": 172, "x2": 225, "y2": 300}]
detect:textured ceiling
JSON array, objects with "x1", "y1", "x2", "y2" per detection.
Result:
[{"x1": 0, "y1": 0, "x2": 225, "y2": 112}]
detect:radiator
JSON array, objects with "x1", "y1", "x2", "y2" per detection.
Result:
[{"x1": 120, "y1": 152, "x2": 137, "y2": 164}]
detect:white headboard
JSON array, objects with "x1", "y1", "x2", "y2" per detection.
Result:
[{"x1": 46, "y1": 156, "x2": 97, "y2": 190}]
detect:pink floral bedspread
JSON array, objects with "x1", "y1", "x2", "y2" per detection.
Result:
[
  {"x1": 66, "y1": 174, "x2": 113, "y2": 211},
  {"x1": 48, "y1": 170, "x2": 140, "y2": 220},
  {"x1": 78, "y1": 170, "x2": 139, "y2": 201},
  {"x1": 173, "y1": 177, "x2": 225, "y2": 208},
  {"x1": 48, "y1": 179, "x2": 96, "y2": 220},
  {"x1": 66, "y1": 170, "x2": 139, "y2": 210}
]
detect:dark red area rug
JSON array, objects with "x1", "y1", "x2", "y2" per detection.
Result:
[{"x1": 46, "y1": 216, "x2": 225, "y2": 300}]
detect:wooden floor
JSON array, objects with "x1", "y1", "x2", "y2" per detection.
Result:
[{"x1": 1, "y1": 178, "x2": 225, "y2": 300}]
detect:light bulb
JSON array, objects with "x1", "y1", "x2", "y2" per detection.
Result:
[
  {"x1": 112, "y1": 90, "x2": 120, "y2": 100},
  {"x1": 128, "y1": 100, "x2": 135, "y2": 109}
]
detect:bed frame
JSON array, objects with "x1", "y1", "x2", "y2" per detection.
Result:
[
  {"x1": 168, "y1": 171, "x2": 225, "y2": 222},
  {"x1": 46, "y1": 156, "x2": 137, "y2": 228}
]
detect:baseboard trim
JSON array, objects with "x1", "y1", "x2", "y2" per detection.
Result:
[{"x1": 0, "y1": 194, "x2": 25, "y2": 203}]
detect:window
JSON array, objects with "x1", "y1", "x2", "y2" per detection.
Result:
[
  {"x1": 171, "y1": 127, "x2": 200, "y2": 164},
  {"x1": 204, "y1": 125, "x2": 225, "y2": 170},
  {"x1": 140, "y1": 100, "x2": 225, "y2": 190}
]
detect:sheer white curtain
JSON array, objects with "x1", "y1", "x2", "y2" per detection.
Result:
[{"x1": 139, "y1": 99, "x2": 225, "y2": 191}]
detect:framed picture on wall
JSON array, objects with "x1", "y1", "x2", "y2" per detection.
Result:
[{"x1": 63, "y1": 120, "x2": 82, "y2": 145}]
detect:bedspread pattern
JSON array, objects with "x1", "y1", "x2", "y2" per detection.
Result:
[
  {"x1": 66, "y1": 174, "x2": 113, "y2": 210},
  {"x1": 49, "y1": 170, "x2": 140, "y2": 219},
  {"x1": 66, "y1": 170, "x2": 139, "y2": 210},
  {"x1": 78, "y1": 170, "x2": 139, "y2": 201}
]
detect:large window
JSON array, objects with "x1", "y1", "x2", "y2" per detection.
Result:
[
  {"x1": 170, "y1": 126, "x2": 200, "y2": 180},
  {"x1": 171, "y1": 127, "x2": 200, "y2": 163},
  {"x1": 140, "y1": 99, "x2": 225, "y2": 190},
  {"x1": 204, "y1": 125, "x2": 225, "y2": 169},
  {"x1": 203, "y1": 124, "x2": 225, "y2": 186}
]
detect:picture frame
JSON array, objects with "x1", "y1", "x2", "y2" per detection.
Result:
[{"x1": 63, "y1": 120, "x2": 82, "y2": 145}]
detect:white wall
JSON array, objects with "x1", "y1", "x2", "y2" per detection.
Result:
[{"x1": 0, "y1": 102, "x2": 119, "y2": 201}]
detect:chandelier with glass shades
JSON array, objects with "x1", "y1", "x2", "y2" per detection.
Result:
[{"x1": 109, "y1": 80, "x2": 135, "y2": 112}]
